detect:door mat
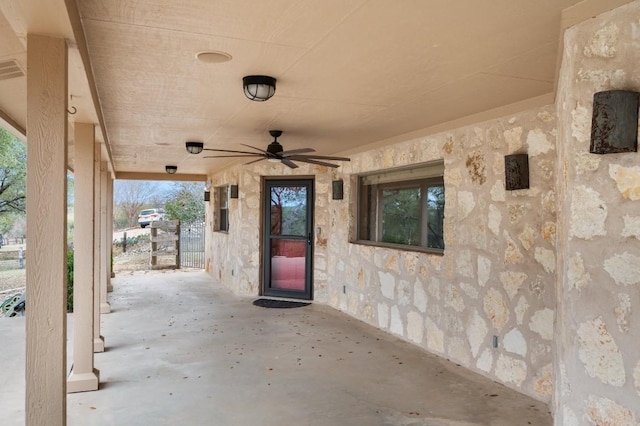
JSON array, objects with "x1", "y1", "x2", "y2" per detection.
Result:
[{"x1": 252, "y1": 299, "x2": 311, "y2": 309}]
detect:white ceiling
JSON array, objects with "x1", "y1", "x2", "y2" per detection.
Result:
[{"x1": 0, "y1": 0, "x2": 614, "y2": 176}]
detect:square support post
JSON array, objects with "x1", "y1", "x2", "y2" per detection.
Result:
[
  {"x1": 99, "y1": 162, "x2": 111, "y2": 313},
  {"x1": 67, "y1": 123, "x2": 100, "y2": 392},
  {"x1": 25, "y1": 34, "x2": 69, "y2": 424},
  {"x1": 93, "y1": 143, "x2": 104, "y2": 352},
  {"x1": 107, "y1": 175, "x2": 114, "y2": 291}
]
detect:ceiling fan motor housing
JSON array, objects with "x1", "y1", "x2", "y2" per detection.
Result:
[
  {"x1": 267, "y1": 141, "x2": 283, "y2": 155},
  {"x1": 267, "y1": 130, "x2": 283, "y2": 156}
]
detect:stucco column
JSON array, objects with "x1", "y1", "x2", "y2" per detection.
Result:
[
  {"x1": 93, "y1": 144, "x2": 105, "y2": 352},
  {"x1": 25, "y1": 34, "x2": 68, "y2": 425},
  {"x1": 67, "y1": 123, "x2": 100, "y2": 393},
  {"x1": 99, "y1": 161, "x2": 111, "y2": 313},
  {"x1": 106, "y1": 175, "x2": 114, "y2": 292}
]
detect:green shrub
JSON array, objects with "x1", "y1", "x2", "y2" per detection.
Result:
[{"x1": 66, "y1": 250, "x2": 73, "y2": 312}]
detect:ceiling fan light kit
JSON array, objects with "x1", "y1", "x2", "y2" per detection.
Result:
[{"x1": 243, "y1": 75, "x2": 276, "y2": 102}]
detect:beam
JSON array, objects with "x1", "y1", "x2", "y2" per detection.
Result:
[
  {"x1": 115, "y1": 172, "x2": 208, "y2": 182},
  {"x1": 64, "y1": 0, "x2": 115, "y2": 176},
  {"x1": 561, "y1": 0, "x2": 634, "y2": 29},
  {"x1": 0, "y1": 108, "x2": 25, "y2": 140}
]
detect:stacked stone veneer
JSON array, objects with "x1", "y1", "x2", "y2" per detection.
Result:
[
  {"x1": 205, "y1": 4, "x2": 640, "y2": 420},
  {"x1": 329, "y1": 106, "x2": 558, "y2": 403},
  {"x1": 205, "y1": 164, "x2": 334, "y2": 300},
  {"x1": 555, "y1": 3, "x2": 640, "y2": 424},
  {"x1": 206, "y1": 104, "x2": 558, "y2": 403}
]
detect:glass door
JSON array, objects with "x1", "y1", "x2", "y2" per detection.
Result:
[{"x1": 263, "y1": 179, "x2": 313, "y2": 300}]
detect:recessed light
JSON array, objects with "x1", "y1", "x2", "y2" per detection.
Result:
[{"x1": 196, "y1": 51, "x2": 232, "y2": 63}]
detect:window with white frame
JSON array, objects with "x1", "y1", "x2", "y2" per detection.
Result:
[
  {"x1": 215, "y1": 185, "x2": 229, "y2": 232},
  {"x1": 358, "y1": 162, "x2": 445, "y2": 252}
]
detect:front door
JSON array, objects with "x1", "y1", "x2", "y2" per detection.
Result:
[{"x1": 263, "y1": 179, "x2": 313, "y2": 300}]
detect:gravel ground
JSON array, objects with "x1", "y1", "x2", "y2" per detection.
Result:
[
  {"x1": 1, "y1": 232, "x2": 182, "y2": 297},
  {"x1": 0, "y1": 244, "x2": 153, "y2": 296},
  {"x1": 0, "y1": 269, "x2": 25, "y2": 294}
]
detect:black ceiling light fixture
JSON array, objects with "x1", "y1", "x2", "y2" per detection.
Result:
[
  {"x1": 165, "y1": 165, "x2": 178, "y2": 174},
  {"x1": 185, "y1": 141, "x2": 204, "y2": 154},
  {"x1": 243, "y1": 75, "x2": 276, "y2": 102}
]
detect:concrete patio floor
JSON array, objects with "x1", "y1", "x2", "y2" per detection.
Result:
[{"x1": 1, "y1": 270, "x2": 552, "y2": 425}]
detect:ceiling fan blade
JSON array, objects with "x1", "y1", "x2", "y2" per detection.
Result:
[
  {"x1": 289, "y1": 157, "x2": 340, "y2": 168},
  {"x1": 203, "y1": 148, "x2": 258, "y2": 155},
  {"x1": 281, "y1": 147, "x2": 315, "y2": 156},
  {"x1": 203, "y1": 154, "x2": 262, "y2": 158},
  {"x1": 245, "y1": 157, "x2": 266, "y2": 165},
  {"x1": 240, "y1": 143, "x2": 269, "y2": 154},
  {"x1": 289, "y1": 154, "x2": 351, "y2": 162},
  {"x1": 281, "y1": 158, "x2": 299, "y2": 169}
]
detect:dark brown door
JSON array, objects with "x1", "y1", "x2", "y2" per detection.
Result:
[{"x1": 263, "y1": 179, "x2": 313, "y2": 300}]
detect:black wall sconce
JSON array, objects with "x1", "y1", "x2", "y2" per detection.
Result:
[
  {"x1": 505, "y1": 154, "x2": 529, "y2": 191},
  {"x1": 332, "y1": 180, "x2": 344, "y2": 200},
  {"x1": 204, "y1": 191, "x2": 210, "y2": 202},
  {"x1": 590, "y1": 90, "x2": 639, "y2": 154},
  {"x1": 230, "y1": 185, "x2": 239, "y2": 199}
]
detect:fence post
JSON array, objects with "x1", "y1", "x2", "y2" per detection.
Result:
[
  {"x1": 150, "y1": 227, "x2": 158, "y2": 267},
  {"x1": 122, "y1": 231, "x2": 127, "y2": 253},
  {"x1": 175, "y1": 222, "x2": 181, "y2": 269}
]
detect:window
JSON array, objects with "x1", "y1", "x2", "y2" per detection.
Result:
[
  {"x1": 215, "y1": 185, "x2": 229, "y2": 232},
  {"x1": 358, "y1": 162, "x2": 445, "y2": 252}
]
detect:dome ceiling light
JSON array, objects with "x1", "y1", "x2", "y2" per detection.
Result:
[
  {"x1": 185, "y1": 141, "x2": 204, "y2": 154},
  {"x1": 243, "y1": 75, "x2": 276, "y2": 102}
]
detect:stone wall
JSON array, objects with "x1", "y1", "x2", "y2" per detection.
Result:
[
  {"x1": 328, "y1": 106, "x2": 558, "y2": 402},
  {"x1": 203, "y1": 2, "x2": 640, "y2": 420},
  {"x1": 205, "y1": 164, "x2": 334, "y2": 301},
  {"x1": 206, "y1": 103, "x2": 558, "y2": 402},
  {"x1": 555, "y1": 3, "x2": 640, "y2": 424}
]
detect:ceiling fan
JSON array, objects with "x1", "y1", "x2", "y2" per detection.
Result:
[{"x1": 200, "y1": 130, "x2": 350, "y2": 169}]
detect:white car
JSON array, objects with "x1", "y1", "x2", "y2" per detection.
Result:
[{"x1": 138, "y1": 208, "x2": 166, "y2": 228}]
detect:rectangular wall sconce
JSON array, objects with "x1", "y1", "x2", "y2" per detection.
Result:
[
  {"x1": 230, "y1": 185, "x2": 239, "y2": 199},
  {"x1": 204, "y1": 191, "x2": 210, "y2": 201},
  {"x1": 590, "y1": 90, "x2": 639, "y2": 154},
  {"x1": 332, "y1": 180, "x2": 344, "y2": 200},
  {"x1": 505, "y1": 154, "x2": 529, "y2": 191}
]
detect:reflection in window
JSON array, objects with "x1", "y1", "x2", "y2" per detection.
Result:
[
  {"x1": 358, "y1": 162, "x2": 445, "y2": 252},
  {"x1": 270, "y1": 186, "x2": 307, "y2": 237},
  {"x1": 216, "y1": 185, "x2": 229, "y2": 232}
]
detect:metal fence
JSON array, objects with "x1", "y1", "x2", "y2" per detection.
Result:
[{"x1": 180, "y1": 222, "x2": 205, "y2": 269}]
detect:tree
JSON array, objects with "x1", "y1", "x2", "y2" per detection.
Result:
[
  {"x1": 381, "y1": 188, "x2": 420, "y2": 245},
  {"x1": 270, "y1": 187, "x2": 306, "y2": 236},
  {"x1": 114, "y1": 180, "x2": 160, "y2": 227},
  {"x1": 165, "y1": 182, "x2": 205, "y2": 224},
  {"x1": 0, "y1": 128, "x2": 26, "y2": 214}
]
